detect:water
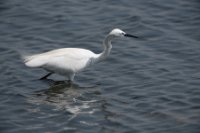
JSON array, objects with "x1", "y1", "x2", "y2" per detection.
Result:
[{"x1": 0, "y1": 0, "x2": 200, "y2": 132}]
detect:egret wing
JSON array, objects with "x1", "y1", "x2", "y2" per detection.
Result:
[
  {"x1": 44, "y1": 48, "x2": 97, "y2": 72},
  {"x1": 24, "y1": 48, "x2": 97, "y2": 71}
]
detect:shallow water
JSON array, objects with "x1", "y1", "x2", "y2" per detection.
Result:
[{"x1": 0, "y1": 0, "x2": 200, "y2": 133}]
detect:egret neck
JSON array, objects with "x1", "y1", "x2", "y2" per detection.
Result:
[{"x1": 96, "y1": 34, "x2": 113, "y2": 62}]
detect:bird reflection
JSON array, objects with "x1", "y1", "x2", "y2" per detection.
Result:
[
  {"x1": 39, "y1": 79, "x2": 80, "y2": 97},
  {"x1": 29, "y1": 79, "x2": 101, "y2": 115},
  {"x1": 27, "y1": 79, "x2": 120, "y2": 128}
]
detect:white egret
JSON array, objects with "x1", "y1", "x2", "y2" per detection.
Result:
[{"x1": 24, "y1": 28, "x2": 138, "y2": 82}]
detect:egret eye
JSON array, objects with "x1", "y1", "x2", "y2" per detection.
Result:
[{"x1": 122, "y1": 32, "x2": 125, "y2": 36}]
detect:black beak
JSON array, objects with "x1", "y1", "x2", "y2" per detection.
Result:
[{"x1": 124, "y1": 34, "x2": 139, "y2": 38}]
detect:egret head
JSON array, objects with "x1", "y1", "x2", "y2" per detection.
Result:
[{"x1": 109, "y1": 28, "x2": 138, "y2": 38}]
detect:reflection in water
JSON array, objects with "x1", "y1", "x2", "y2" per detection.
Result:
[
  {"x1": 28, "y1": 79, "x2": 101, "y2": 116},
  {"x1": 26, "y1": 79, "x2": 121, "y2": 130},
  {"x1": 26, "y1": 79, "x2": 122, "y2": 131}
]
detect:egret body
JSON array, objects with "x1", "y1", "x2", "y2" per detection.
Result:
[{"x1": 24, "y1": 28, "x2": 138, "y2": 81}]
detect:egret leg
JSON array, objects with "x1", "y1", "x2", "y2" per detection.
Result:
[
  {"x1": 40, "y1": 72, "x2": 53, "y2": 80},
  {"x1": 67, "y1": 80, "x2": 72, "y2": 84},
  {"x1": 67, "y1": 73, "x2": 75, "y2": 82}
]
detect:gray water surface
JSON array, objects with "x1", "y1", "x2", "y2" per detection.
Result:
[{"x1": 0, "y1": 0, "x2": 200, "y2": 133}]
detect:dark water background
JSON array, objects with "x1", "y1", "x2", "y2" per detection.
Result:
[{"x1": 0, "y1": 0, "x2": 200, "y2": 133}]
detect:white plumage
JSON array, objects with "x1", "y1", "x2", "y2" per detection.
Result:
[{"x1": 24, "y1": 28, "x2": 138, "y2": 81}]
